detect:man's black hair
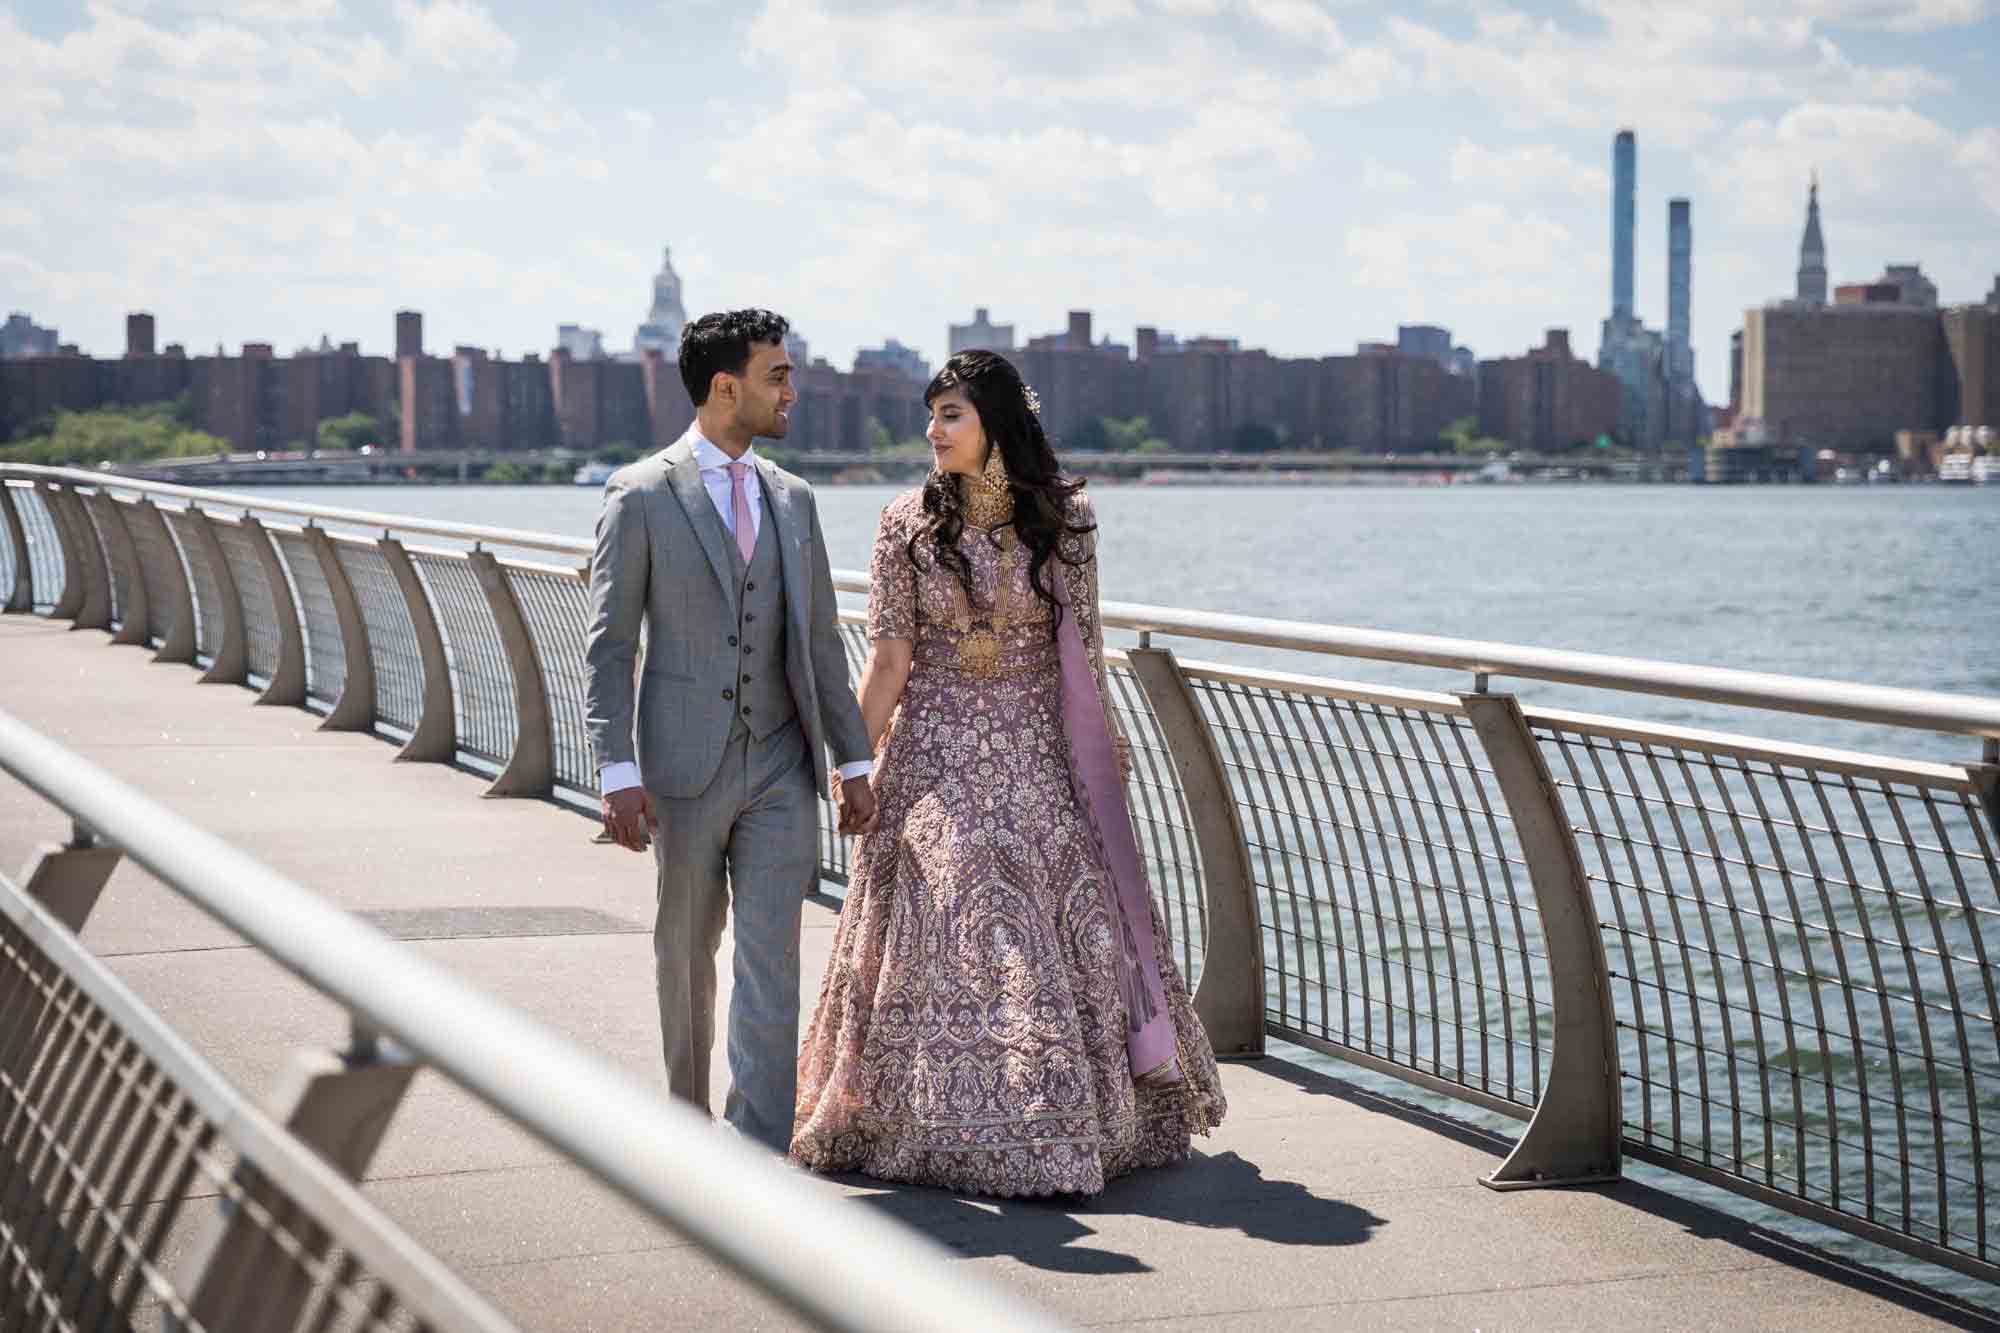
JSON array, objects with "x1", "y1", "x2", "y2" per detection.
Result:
[{"x1": 678, "y1": 309, "x2": 791, "y2": 407}]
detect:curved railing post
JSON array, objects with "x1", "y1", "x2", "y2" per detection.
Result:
[
  {"x1": 468, "y1": 549, "x2": 552, "y2": 799},
  {"x1": 379, "y1": 537, "x2": 457, "y2": 764},
  {"x1": 42, "y1": 484, "x2": 85, "y2": 620},
  {"x1": 49, "y1": 486, "x2": 108, "y2": 629},
  {"x1": 1127, "y1": 645, "x2": 1267, "y2": 1059},
  {"x1": 188, "y1": 507, "x2": 249, "y2": 686},
  {"x1": 84, "y1": 491, "x2": 149, "y2": 647},
  {"x1": 306, "y1": 526, "x2": 376, "y2": 733},
  {"x1": 242, "y1": 515, "x2": 307, "y2": 708},
  {"x1": 1461, "y1": 690, "x2": 1622, "y2": 1190},
  {"x1": 1, "y1": 486, "x2": 33, "y2": 614},
  {"x1": 133, "y1": 498, "x2": 198, "y2": 664}
]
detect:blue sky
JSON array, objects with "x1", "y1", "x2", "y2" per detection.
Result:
[{"x1": 3, "y1": 0, "x2": 1995, "y2": 406}]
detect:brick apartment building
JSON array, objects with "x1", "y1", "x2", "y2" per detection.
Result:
[
  {"x1": 1738, "y1": 291, "x2": 2000, "y2": 451},
  {"x1": 1476, "y1": 330, "x2": 1624, "y2": 451}
]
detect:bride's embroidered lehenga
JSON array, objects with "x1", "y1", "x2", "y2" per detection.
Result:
[{"x1": 791, "y1": 488, "x2": 1225, "y2": 1197}]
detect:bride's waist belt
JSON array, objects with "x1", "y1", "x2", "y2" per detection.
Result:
[{"x1": 911, "y1": 634, "x2": 1058, "y2": 681}]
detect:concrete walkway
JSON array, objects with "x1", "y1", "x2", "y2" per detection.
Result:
[{"x1": 0, "y1": 614, "x2": 1987, "y2": 1330}]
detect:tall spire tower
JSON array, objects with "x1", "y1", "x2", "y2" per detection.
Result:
[
  {"x1": 1796, "y1": 175, "x2": 1827, "y2": 306},
  {"x1": 1612, "y1": 130, "x2": 1636, "y2": 320}
]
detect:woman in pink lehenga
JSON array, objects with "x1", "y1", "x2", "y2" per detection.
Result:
[{"x1": 791, "y1": 350, "x2": 1225, "y2": 1197}]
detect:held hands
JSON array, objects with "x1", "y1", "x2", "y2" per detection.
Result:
[
  {"x1": 833, "y1": 772, "x2": 879, "y2": 837},
  {"x1": 602, "y1": 787, "x2": 658, "y2": 853}
]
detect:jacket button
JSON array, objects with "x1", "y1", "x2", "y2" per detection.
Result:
[
  {"x1": 742, "y1": 674, "x2": 751, "y2": 684},
  {"x1": 744, "y1": 613, "x2": 755, "y2": 623},
  {"x1": 728, "y1": 636, "x2": 738, "y2": 647},
  {"x1": 722, "y1": 689, "x2": 735, "y2": 701},
  {"x1": 743, "y1": 645, "x2": 752, "y2": 654},
  {"x1": 746, "y1": 580, "x2": 757, "y2": 591}
]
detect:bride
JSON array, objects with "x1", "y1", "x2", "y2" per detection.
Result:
[{"x1": 791, "y1": 350, "x2": 1225, "y2": 1196}]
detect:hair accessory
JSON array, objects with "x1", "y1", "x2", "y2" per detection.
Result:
[{"x1": 1022, "y1": 384, "x2": 1043, "y2": 417}]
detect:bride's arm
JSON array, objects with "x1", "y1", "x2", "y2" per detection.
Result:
[
  {"x1": 856, "y1": 639, "x2": 912, "y2": 751},
  {"x1": 856, "y1": 497, "x2": 919, "y2": 754}
]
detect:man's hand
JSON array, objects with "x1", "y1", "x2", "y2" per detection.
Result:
[
  {"x1": 602, "y1": 787, "x2": 658, "y2": 852},
  {"x1": 835, "y1": 773, "x2": 878, "y2": 837}
]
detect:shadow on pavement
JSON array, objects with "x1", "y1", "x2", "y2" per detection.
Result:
[
  {"x1": 1256, "y1": 1053, "x2": 2000, "y2": 1329},
  {"x1": 844, "y1": 1149, "x2": 1387, "y2": 1276}
]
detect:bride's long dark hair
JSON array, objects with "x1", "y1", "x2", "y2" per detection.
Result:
[{"x1": 905, "y1": 350, "x2": 1094, "y2": 634}]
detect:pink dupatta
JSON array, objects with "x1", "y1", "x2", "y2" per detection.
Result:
[{"x1": 1053, "y1": 571, "x2": 1180, "y2": 1084}]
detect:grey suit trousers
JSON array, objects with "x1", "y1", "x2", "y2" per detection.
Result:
[{"x1": 651, "y1": 714, "x2": 817, "y2": 1151}]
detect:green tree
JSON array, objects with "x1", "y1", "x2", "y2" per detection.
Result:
[
  {"x1": 1101, "y1": 415, "x2": 1170, "y2": 453},
  {"x1": 482, "y1": 460, "x2": 534, "y2": 484},
  {"x1": 592, "y1": 443, "x2": 639, "y2": 466},
  {"x1": 0, "y1": 402, "x2": 226, "y2": 466},
  {"x1": 315, "y1": 411, "x2": 383, "y2": 453},
  {"x1": 864, "y1": 418, "x2": 893, "y2": 453},
  {"x1": 1440, "y1": 414, "x2": 1507, "y2": 455}
]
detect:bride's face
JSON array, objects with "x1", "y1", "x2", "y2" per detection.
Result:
[{"x1": 926, "y1": 388, "x2": 988, "y2": 477}]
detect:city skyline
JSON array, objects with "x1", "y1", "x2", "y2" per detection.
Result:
[{"x1": 4, "y1": 1, "x2": 1998, "y2": 407}]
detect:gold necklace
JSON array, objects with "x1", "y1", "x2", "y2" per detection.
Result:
[{"x1": 949, "y1": 528, "x2": 1020, "y2": 678}]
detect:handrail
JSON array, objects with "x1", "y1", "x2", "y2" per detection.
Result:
[
  {"x1": 0, "y1": 706, "x2": 1061, "y2": 1333},
  {"x1": 833, "y1": 571, "x2": 2000, "y2": 740},
  {"x1": 9, "y1": 464, "x2": 1997, "y2": 740},
  {"x1": 1, "y1": 463, "x2": 590, "y2": 556}
]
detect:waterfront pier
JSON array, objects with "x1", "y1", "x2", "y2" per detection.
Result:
[{"x1": 3, "y1": 465, "x2": 1997, "y2": 1329}]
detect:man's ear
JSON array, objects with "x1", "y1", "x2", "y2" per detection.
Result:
[{"x1": 709, "y1": 372, "x2": 734, "y2": 409}]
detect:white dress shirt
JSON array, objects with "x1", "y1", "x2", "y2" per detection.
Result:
[{"x1": 599, "y1": 428, "x2": 874, "y2": 796}]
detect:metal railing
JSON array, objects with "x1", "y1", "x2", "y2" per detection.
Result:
[
  {"x1": 5, "y1": 463, "x2": 2000, "y2": 1289},
  {"x1": 0, "y1": 706, "x2": 1060, "y2": 1332}
]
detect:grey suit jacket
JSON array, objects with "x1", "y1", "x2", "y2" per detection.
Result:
[{"x1": 582, "y1": 428, "x2": 871, "y2": 800}]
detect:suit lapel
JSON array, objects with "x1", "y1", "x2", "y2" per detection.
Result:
[
  {"x1": 663, "y1": 432, "x2": 736, "y2": 601},
  {"x1": 755, "y1": 456, "x2": 810, "y2": 634}
]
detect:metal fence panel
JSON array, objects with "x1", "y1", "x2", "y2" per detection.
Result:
[
  {"x1": 1535, "y1": 711, "x2": 2000, "y2": 1275},
  {"x1": 9, "y1": 485, "x2": 65, "y2": 613},
  {"x1": 162, "y1": 509, "x2": 220, "y2": 665},
  {"x1": 412, "y1": 550, "x2": 517, "y2": 768},
  {"x1": 211, "y1": 518, "x2": 280, "y2": 685},
  {"x1": 336, "y1": 540, "x2": 425, "y2": 736},
  {"x1": 1186, "y1": 671, "x2": 1550, "y2": 1111},
  {"x1": 502, "y1": 562, "x2": 594, "y2": 795},
  {"x1": 272, "y1": 527, "x2": 345, "y2": 708},
  {"x1": 120, "y1": 499, "x2": 183, "y2": 650}
]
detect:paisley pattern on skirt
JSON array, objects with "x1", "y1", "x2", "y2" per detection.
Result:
[{"x1": 791, "y1": 488, "x2": 1226, "y2": 1197}]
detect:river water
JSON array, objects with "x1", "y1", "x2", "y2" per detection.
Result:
[
  {"x1": 267, "y1": 480, "x2": 1998, "y2": 762},
  {"x1": 261, "y1": 479, "x2": 2000, "y2": 1304}
]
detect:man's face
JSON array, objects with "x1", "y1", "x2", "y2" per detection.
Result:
[{"x1": 726, "y1": 340, "x2": 796, "y2": 439}]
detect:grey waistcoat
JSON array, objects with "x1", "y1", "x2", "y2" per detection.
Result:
[{"x1": 728, "y1": 489, "x2": 796, "y2": 741}]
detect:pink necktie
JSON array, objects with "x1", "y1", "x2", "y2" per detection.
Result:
[{"x1": 728, "y1": 462, "x2": 756, "y2": 563}]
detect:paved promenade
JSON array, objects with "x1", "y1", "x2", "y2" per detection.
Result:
[{"x1": 0, "y1": 614, "x2": 1987, "y2": 1330}]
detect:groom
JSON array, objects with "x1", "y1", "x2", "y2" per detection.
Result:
[{"x1": 584, "y1": 308, "x2": 875, "y2": 1151}]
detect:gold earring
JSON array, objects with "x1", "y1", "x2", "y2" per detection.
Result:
[{"x1": 962, "y1": 442, "x2": 1014, "y2": 528}]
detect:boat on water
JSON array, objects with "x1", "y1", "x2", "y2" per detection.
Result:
[{"x1": 573, "y1": 461, "x2": 616, "y2": 487}]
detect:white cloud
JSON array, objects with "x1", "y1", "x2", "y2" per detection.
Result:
[
  {"x1": 1389, "y1": 3, "x2": 1958, "y2": 146},
  {"x1": 1344, "y1": 205, "x2": 1583, "y2": 325},
  {"x1": 394, "y1": 0, "x2": 515, "y2": 73},
  {"x1": 1961, "y1": 128, "x2": 2000, "y2": 217},
  {"x1": 1360, "y1": 157, "x2": 1414, "y2": 192},
  {"x1": 1449, "y1": 140, "x2": 1608, "y2": 198}
]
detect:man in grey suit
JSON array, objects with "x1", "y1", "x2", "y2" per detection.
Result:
[{"x1": 584, "y1": 308, "x2": 876, "y2": 1151}]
